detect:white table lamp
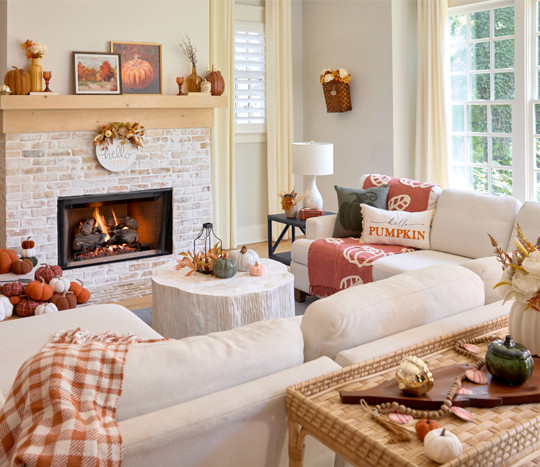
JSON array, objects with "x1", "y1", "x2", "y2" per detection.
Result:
[{"x1": 292, "y1": 141, "x2": 334, "y2": 210}]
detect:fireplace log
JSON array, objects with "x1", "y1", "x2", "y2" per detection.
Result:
[
  {"x1": 117, "y1": 217, "x2": 139, "y2": 230},
  {"x1": 73, "y1": 231, "x2": 107, "y2": 251},
  {"x1": 110, "y1": 228, "x2": 138, "y2": 245}
]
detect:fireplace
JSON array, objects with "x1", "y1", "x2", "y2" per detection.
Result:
[{"x1": 57, "y1": 189, "x2": 173, "y2": 270}]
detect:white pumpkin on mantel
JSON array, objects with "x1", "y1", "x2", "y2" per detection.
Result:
[
  {"x1": 229, "y1": 245, "x2": 259, "y2": 272},
  {"x1": 508, "y1": 301, "x2": 540, "y2": 357}
]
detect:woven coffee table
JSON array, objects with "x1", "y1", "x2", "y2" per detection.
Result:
[{"x1": 287, "y1": 315, "x2": 540, "y2": 466}]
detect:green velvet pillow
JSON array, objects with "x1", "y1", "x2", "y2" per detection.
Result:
[{"x1": 332, "y1": 184, "x2": 389, "y2": 238}]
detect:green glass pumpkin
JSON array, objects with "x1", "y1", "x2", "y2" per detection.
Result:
[
  {"x1": 213, "y1": 253, "x2": 238, "y2": 279},
  {"x1": 485, "y1": 335, "x2": 534, "y2": 386}
]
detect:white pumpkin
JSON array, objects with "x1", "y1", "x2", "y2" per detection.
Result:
[
  {"x1": 229, "y1": 245, "x2": 259, "y2": 272},
  {"x1": 35, "y1": 302, "x2": 58, "y2": 315},
  {"x1": 0, "y1": 294, "x2": 13, "y2": 321},
  {"x1": 49, "y1": 275, "x2": 71, "y2": 293},
  {"x1": 424, "y1": 428, "x2": 463, "y2": 464},
  {"x1": 21, "y1": 247, "x2": 36, "y2": 258}
]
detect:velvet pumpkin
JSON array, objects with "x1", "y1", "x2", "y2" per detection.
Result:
[
  {"x1": 1, "y1": 249, "x2": 19, "y2": 265},
  {"x1": 415, "y1": 419, "x2": 440, "y2": 441},
  {"x1": 213, "y1": 253, "x2": 237, "y2": 279},
  {"x1": 26, "y1": 277, "x2": 53, "y2": 301},
  {"x1": 424, "y1": 428, "x2": 463, "y2": 464},
  {"x1": 122, "y1": 56, "x2": 154, "y2": 89},
  {"x1": 69, "y1": 279, "x2": 91, "y2": 304},
  {"x1": 0, "y1": 295, "x2": 13, "y2": 321},
  {"x1": 50, "y1": 291, "x2": 77, "y2": 311},
  {"x1": 15, "y1": 297, "x2": 42, "y2": 317},
  {"x1": 4, "y1": 66, "x2": 31, "y2": 95},
  {"x1": 9, "y1": 296, "x2": 21, "y2": 305},
  {"x1": 2, "y1": 279, "x2": 24, "y2": 297},
  {"x1": 50, "y1": 276, "x2": 71, "y2": 294},
  {"x1": 35, "y1": 263, "x2": 62, "y2": 284},
  {"x1": 24, "y1": 256, "x2": 39, "y2": 267},
  {"x1": 35, "y1": 302, "x2": 59, "y2": 315},
  {"x1": 21, "y1": 237, "x2": 35, "y2": 249},
  {"x1": 10, "y1": 258, "x2": 33, "y2": 275},
  {"x1": 0, "y1": 251, "x2": 12, "y2": 274}
]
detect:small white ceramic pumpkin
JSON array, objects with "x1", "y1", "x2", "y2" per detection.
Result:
[
  {"x1": 229, "y1": 245, "x2": 259, "y2": 272},
  {"x1": 0, "y1": 294, "x2": 13, "y2": 321},
  {"x1": 424, "y1": 428, "x2": 463, "y2": 464},
  {"x1": 249, "y1": 261, "x2": 266, "y2": 276},
  {"x1": 35, "y1": 302, "x2": 59, "y2": 315},
  {"x1": 49, "y1": 275, "x2": 71, "y2": 294}
]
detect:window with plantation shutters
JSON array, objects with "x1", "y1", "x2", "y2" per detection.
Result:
[{"x1": 234, "y1": 23, "x2": 266, "y2": 128}]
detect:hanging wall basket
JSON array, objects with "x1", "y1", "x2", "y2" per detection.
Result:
[{"x1": 322, "y1": 81, "x2": 352, "y2": 113}]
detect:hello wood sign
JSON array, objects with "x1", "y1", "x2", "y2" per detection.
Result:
[{"x1": 95, "y1": 139, "x2": 139, "y2": 172}]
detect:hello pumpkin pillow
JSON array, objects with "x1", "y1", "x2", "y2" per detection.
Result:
[{"x1": 360, "y1": 204, "x2": 435, "y2": 249}]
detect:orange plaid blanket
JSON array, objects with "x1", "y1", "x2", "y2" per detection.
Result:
[{"x1": 0, "y1": 329, "x2": 142, "y2": 467}]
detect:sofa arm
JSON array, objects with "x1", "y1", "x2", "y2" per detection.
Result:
[
  {"x1": 306, "y1": 214, "x2": 337, "y2": 240},
  {"x1": 120, "y1": 357, "x2": 341, "y2": 467}
]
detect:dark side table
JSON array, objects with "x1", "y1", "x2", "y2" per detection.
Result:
[{"x1": 267, "y1": 212, "x2": 334, "y2": 266}]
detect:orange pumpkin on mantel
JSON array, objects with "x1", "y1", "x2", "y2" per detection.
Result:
[
  {"x1": 121, "y1": 55, "x2": 154, "y2": 89},
  {"x1": 4, "y1": 66, "x2": 31, "y2": 95},
  {"x1": 205, "y1": 65, "x2": 225, "y2": 96}
]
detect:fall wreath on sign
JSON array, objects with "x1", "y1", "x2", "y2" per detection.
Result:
[{"x1": 93, "y1": 122, "x2": 145, "y2": 150}]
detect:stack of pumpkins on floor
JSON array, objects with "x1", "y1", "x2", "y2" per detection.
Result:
[{"x1": 0, "y1": 238, "x2": 91, "y2": 321}]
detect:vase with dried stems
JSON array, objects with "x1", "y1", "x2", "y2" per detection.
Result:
[{"x1": 180, "y1": 35, "x2": 202, "y2": 92}]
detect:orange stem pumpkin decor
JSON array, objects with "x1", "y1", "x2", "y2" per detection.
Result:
[{"x1": 25, "y1": 277, "x2": 53, "y2": 302}]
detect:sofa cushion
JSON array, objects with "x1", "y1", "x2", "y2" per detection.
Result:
[
  {"x1": 430, "y1": 188, "x2": 520, "y2": 259},
  {"x1": 460, "y1": 256, "x2": 503, "y2": 304},
  {"x1": 507, "y1": 201, "x2": 540, "y2": 252},
  {"x1": 117, "y1": 317, "x2": 304, "y2": 421},
  {"x1": 301, "y1": 264, "x2": 485, "y2": 361},
  {"x1": 361, "y1": 204, "x2": 434, "y2": 249},
  {"x1": 372, "y1": 249, "x2": 471, "y2": 281},
  {"x1": 360, "y1": 174, "x2": 442, "y2": 211},
  {"x1": 332, "y1": 184, "x2": 389, "y2": 238}
]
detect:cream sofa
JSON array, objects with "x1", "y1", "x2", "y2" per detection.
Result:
[{"x1": 290, "y1": 177, "x2": 540, "y2": 305}]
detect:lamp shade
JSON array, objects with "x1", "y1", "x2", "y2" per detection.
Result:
[{"x1": 292, "y1": 142, "x2": 333, "y2": 176}]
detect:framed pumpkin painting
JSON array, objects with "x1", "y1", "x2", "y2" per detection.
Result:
[{"x1": 110, "y1": 41, "x2": 162, "y2": 94}]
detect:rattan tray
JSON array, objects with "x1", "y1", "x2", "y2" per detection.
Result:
[{"x1": 286, "y1": 315, "x2": 540, "y2": 466}]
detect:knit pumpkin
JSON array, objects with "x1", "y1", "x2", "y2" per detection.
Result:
[
  {"x1": 50, "y1": 291, "x2": 77, "y2": 311},
  {"x1": 24, "y1": 256, "x2": 39, "y2": 267},
  {"x1": 229, "y1": 246, "x2": 259, "y2": 272},
  {"x1": 15, "y1": 297, "x2": 42, "y2": 317},
  {"x1": 0, "y1": 295, "x2": 13, "y2": 321},
  {"x1": 35, "y1": 263, "x2": 62, "y2": 284},
  {"x1": 10, "y1": 258, "x2": 33, "y2": 275},
  {"x1": 0, "y1": 251, "x2": 12, "y2": 274},
  {"x1": 1, "y1": 249, "x2": 19, "y2": 265},
  {"x1": 69, "y1": 278, "x2": 91, "y2": 304},
  {"x1": 35, "y1": 302, "x2": 59, "y2": 315},
  {"x1": 50, "y1": 275, "x2": 71, "y2": 294},
  {"x1": 26, "y1": 277, "x2": 53, "y2": 301},
  {"x1": 9, "y1": 296, "x2": 21, "y2": 305},
  {"x1": 2, "y1": 279, "x2": 24, "y2": 297},
  {"x1": 21, "y1": 237, "x2": 35, "y2": 249},
  {"x1": 4, "y1": 67, "x2": 31, "y2": 95},
  {"x1": 415, "y1": 419, "x2": 441, "y2": 441}
]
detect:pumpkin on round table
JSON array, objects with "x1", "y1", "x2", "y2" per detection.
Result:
[
  {"x1": 50, "y1": 291, "x2": 77, "y2": 311},
  {"x1": 415, "y1": 419, "x2": 440, "y2": 441},
  {"x1": 213, "y1": 252, "x2": 238, "y2": 279},
  {"x1": 35, "y1": 302, "x2": 59, "y2": 315},
  {"x1": 25, "y1": 277, "x2": 53, "y2": 301},
  {"x1": 229, "y1": 245, "x2": 259, "y2": 272},
  {"x1": 35, "y1": 263, "x2": 62, "y2": 284},
  {"x1": 10, "y1": 258, "x2": 33, "y2": 275},
  {"x1": 15, "y1": 297, "x2": 42, "y2": 317},
  {"x1": 249, "y1": 261, "x2": 266, "y2": 276},
  {"x1": 205, "y1": 66, "x2": 225, "y2": 96},
  {"x1": 69, "y1": 279, "x2": 91, "y2": 304},
  {"x1": 4, "y1": 66, "x2": 31, "y2": 95},
  {"x1": 0, "y1": 295, "x2": 13, "y2": 321},
  {"x1": 2, "y1": 279, "x2": 24, "y2": 298},
  {"x1": 122, "y1": 55, "x2": 154, "y2": 89},
  {"x1": 50, "y1": 276, "x2": 71, "y2": 294}
]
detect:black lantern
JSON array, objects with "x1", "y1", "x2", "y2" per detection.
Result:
[{"x1": 193, "y1": 223, "x2": 222, "y2": 274}]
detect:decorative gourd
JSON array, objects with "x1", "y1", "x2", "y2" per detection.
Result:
[
  {"x1": 24, "y1": 256, "x2": 39, "y2": 267},
  {"x1": 424, "y1": 428, "x2": 463, "y2": 464},
  {"x1": 0, "y1": 251, "x2": 12, "y2": 274},
  {"x1": 9, "y1": 296, "x2": 21, "y2": 305},
  {"x1": 21, "y1": 245, "x2": 36, "y2": 258},
  {"x1": 229, "y1": 245, "x2": 259, "y2": 272},
  {"x1": 15, "y1": 297, "x2": 42, "y2": 317},
  {"x1": 69, "y1": 279, "x2": 91, "y2": 304},
  {"x1": 50, "y1": 291, "x2": 77, "y2": 311},
  {"x1": 213, "y1": 252, "x2": 238, "y2": 279},
  {"x1": 25, "y1": 277, "x2": 53, "y2": 301},
  {"x1": 21, "y1": 237, "x2": 35, "y2": 249},
  {"x1": 415, "y1": 419, "x2": 440, "y2": 441},
  {"x1": 50, "y1": 275, "x2": 71, "y2": 294},
  {"x1": 2, "y1": 279, "x2": 24, "y2": 297},
  {"x1": 0, "y1": 295, "x2": 13, "y2": 321},
  {"x1": 1, "y1": 249, "x2": 19, "y2": 264},
  {"x1": 249, "y1": 261, "x2": 266, "y2": 276},
  {"x1": 35, "y1": 302, "x2": 59, "y2": 315},
  {"x1": 10, "y1": 258, "x2": 33, "y2": 275},
  {"x1": 121, "y1": 55, "x2": 154, "y2": 89},
  {"x1": 4, "y1": 66, "x2": 31, "y2": 95},
  {"x1": 205, "y1": 65, "x2": 225, "y2": 96},
  {"x1": 35, "y1": 263, "x2": 62, "y2": 284},
  {"x1": 485, "y1": 334, "x2": 534, "y2": 385}
]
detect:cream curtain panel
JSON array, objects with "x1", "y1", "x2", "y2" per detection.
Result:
[
  {"x1": 209, "y1": 0, "x2": 236, "y2": 249},
  {"x1": 266, "y1": 0, "x2": 294, "y2": 228},
  {"x1": 415, "y1": 0, "x2": 450, "y2": 187}
]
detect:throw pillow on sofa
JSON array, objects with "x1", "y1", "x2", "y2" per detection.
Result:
[
  {"x1": 333, "y1": 184, "x2": 389, "y2": 238},
  {"x1": 360, "y1": 204, "x2": 435, "y2": 249}
]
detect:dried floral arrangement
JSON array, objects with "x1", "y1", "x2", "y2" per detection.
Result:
[
  {"x1": 93, "y1": 122, "x2": 145, "y2": 150},
  {"x1": 21, "y1": 39, "x2": 47, "y2": 59},
  {"x1": 280, "y1": 189, "x2": 304, "y2": 210},
  {"x1": 176, "y1": 242, "x2": 221, "y2": 276},
  {"x1": 320, "y1": 68, "x2": 351, "y2": 85},
  {"x1": 490, "y1": 224, "x2": 540, "y2": 311},
  {"x1": 179, "y1": 35, "x2": 198, "y2": 67}
]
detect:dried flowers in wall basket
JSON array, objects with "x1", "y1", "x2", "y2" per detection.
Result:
[{"x1": 320, "y1": 68, "x2": 352, "y2": 113}]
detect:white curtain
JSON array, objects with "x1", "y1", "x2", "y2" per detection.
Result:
[
  {"x1": 209, "y1": 0, "x2": 236, "y2": 249},
  {"x1": 266, "y1": 0, "x2": 294, "y2": 228},
  {"x1": 415, "y1": 0, "x2": 450, "y2": 187}
]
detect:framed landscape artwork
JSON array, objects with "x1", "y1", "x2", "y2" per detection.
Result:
[
  {"x1": 73, "y1": 52, "x2": 122, "y2": 95},
  {"x1": 110, "y1": 41, "x2": 162, "y2": 94}
]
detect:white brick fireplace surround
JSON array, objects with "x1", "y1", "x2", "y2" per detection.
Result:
[{"x1": 0, "y1": 128, "x2": 211, "y2": 288}]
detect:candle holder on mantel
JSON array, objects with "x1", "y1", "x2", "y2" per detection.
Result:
[
  {"x1": 42, "y1": 71, "x2": 52, "y2": 92},
  {"x1": 176, "y1": 76, "x2": 184, "y2": 96}
]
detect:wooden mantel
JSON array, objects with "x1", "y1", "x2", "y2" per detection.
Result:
[{"x1": 0, "y1": 94, "x2": 228, "y2": 133}]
